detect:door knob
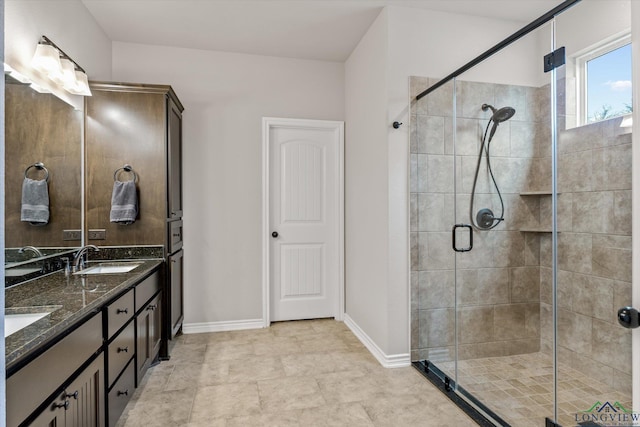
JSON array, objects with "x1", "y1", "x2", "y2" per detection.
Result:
[
  {"x1": 617, "y1": 306, "x2": 640, "y2": 329},
  {"x1": 271, "y1": 232, "x2": 279, "y2": 238}
]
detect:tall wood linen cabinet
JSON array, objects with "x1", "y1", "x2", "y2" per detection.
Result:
[{"x1": 85, "y1": 82, "x2": 184, "y2": 358}]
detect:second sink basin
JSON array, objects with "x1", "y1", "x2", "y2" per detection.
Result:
[
  {"x1": 74, "y1": 263, "x2": 141, "y2": 275},
  {"x1": 5, "y1": 306, "x2": 61, "y2": 337},
  {"x1": 5, "y1": 313, "x2": 50, "y2": 337}
]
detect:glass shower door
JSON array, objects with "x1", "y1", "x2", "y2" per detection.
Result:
[
  {"x1": 552, "y1": 1, "x2": 635, "y2": 425},
  {"x1": 450, "y1": 21, "x2": 556, "y2": 423}
]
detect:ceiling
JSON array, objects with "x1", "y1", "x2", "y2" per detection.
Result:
[{"x1": 81, "y1": 0, "x2": 565, "y2": 62}]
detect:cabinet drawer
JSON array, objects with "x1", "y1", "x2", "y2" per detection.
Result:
[
  {"x1": 108, "y1": 359, "x2": 135, "y2": 427},
  {"x1": 135, "y1": 271, "x2": 160, "y2": 312},
  {"x1": 168, "y1": 219, "x2": 183, "y2": 253},
  {"x1": 6, "y1": 313, "x2": 103, "y2": 427},
  {"x1": 108, "y1": 321, "x2": 135, "y2": 387},
  {"x1": 107, "y1": 289, "x2": 134, "y2": 339}
]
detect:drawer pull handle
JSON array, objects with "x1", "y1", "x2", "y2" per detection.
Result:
[
  {"x1": 117, "y1": 389, "x2": 129, "y2": 397},
  {"x1": 54, "y1": 400, "x2": 70, "y2": 410},
  {"x1": 117, "y1": 346, "x2": 129, "y2": 353},
  {"x1": 172, "y1": 233, "x2": 181, "y2": 237},
  {"x1": 116, "y1": 308, "x2": 128, "y2": 314},
  {"x1": 65, "y1": 390, "x2": 79, "y2": 400},
  {"x1": 147, "y1": 304, "x2": 157, "y2": 311}
]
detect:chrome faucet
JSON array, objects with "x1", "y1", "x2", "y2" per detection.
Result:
[
  {"x1": 73, "y1": 245, "x2": 100, "y2": 272},
  {"x1": 18, "y1": 245, "x2": 44, "y2": 258}
]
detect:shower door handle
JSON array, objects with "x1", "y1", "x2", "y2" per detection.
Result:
[
  {"x1": 452, "y1": 224, "x2": 473, "y2": 253},
  {"x1": 617, "y1": 307, "x2": 640, "y2": 329}
]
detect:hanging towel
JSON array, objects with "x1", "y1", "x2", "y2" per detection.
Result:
[
  {"x1": 21, "y1": 177, "x2": 50, "y2": 225},
  {"x1": 110, "y1": 180, "x2": 138, "y2": 224}
]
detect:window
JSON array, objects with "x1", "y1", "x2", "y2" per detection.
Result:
[{"x1": 576, "y1": 34, "x2": 632, "y2": 125}]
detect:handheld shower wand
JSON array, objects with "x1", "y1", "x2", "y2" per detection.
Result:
[{"x1": 470, "y1": 104, "x2": 516, "y2": 230}]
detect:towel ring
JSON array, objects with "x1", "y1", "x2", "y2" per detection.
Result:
[
  {"x1": 24, "y1": 162, "x2": 49, "y2": 182},
  {"x1": 113, "y1": 164, "x2": 138, "y2": 183}
]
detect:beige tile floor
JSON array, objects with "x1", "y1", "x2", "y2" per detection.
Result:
[
  {"x1": 438, "y1": 352, "x2": 632, "y2": 427},
  {"x1": 116, "y1": 319, "x2": 476, "y2": 427}
]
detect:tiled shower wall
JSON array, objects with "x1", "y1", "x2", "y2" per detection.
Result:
[
  {"x1": 410, "y1": 75, "x2": 633, "y2": 394},
  {"x1": 540, "y1": 76, "x2": 633, "y2": 392},
  {"x1": 410, "y1": 77, "x2": 550, "y2": 362}
]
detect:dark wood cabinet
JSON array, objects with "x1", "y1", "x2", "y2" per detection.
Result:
[
  {"x1": 86, "y1": 83, "x2": 184, "y2": 249},
  {"x1": 64, "y1": 354, "x2": 105, "y2": 427},
  {"x1": 168, "y1": 249, "x2": 184, "y2": 339},
  {"x1": 86, "y1": 82, "x2": 185, "y2": 358},
  {"x1": 7, "y1": 267, "x2": 164, "y2": 427},
  {"x1": 6, "y1": 314, "x2": 103, "y2": 427},
  {"x1": 136, "y1": 291, "x2": 162, "y2": 384},
  {"x1": 167, "y1": 97, "x2": 183, "y2": 220},
  {"x1": 107, "y1": 360, "x2": 135, "y2": 427},
  {"x1": 31, "y1": 354, "x2": 104, "y2": 427}
]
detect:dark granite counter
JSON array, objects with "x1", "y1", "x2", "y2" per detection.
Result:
[{"x1": 5, "y1": 259, "x2": 163, "y2": 373}]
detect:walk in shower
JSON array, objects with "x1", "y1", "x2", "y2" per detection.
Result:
[{"x1": 410, "y1": 1, "x2": 635, "y2": 426}]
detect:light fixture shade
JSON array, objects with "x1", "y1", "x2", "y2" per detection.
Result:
[
  {"x1": 59, "y1": 58, "x2": 77, "y2": 87},
  {"x1": 66, "y1": 70, "x2": 92, "y2": 96},
  {"x1": 4, "y1": 63, "x2": 31, "y2": 84},
  {"x1": 31, "y1": 44, "x2": 62, "y2": 75}
]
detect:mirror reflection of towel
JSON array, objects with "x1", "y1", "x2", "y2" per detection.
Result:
[
  {"x1": 21, "y1": 177, "x2": 50, "y2": 225},
  {"x1": 110, "y1": 180, "x2": 138, "y2": 224}
]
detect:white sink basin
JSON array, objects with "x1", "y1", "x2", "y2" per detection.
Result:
[
  {"x1": 5, "y1": 312, "x2": 50, "y2": 337},
  {"x1": 74, "y1": 263, "x2": 140, "y2": 275},
  {"x1": 5, "y1": 267, "x2": 41, "y2": 277}
]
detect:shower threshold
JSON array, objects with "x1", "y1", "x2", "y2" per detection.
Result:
[{"x1": 413, "y1": 360, "x2": 510, "y2": 427}]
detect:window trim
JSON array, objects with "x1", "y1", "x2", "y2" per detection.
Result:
[{"x1": 574, "y1": 32, "x2": 631, "y2": 126}]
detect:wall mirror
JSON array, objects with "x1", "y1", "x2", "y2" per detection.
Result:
[{"x1": 4, "y1": 73, "x2": 83, "y2": 281}]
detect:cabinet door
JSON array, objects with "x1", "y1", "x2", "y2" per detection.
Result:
[
  {"x1": 168, "y1": 249, "x2": 184, "y2": 338},
  {"x1": 136, "y1": 291, "x2": 162, "y2": 385},
  {"x1": 30, "y1": 354, "x2": 104, "y2": 427},
  {"x1": 149, "y1": 292, "x2": 163, "y2": 365},
  {"x1": 167, "y1": 97, "x2": 182, "y2": 219},
  {"x1": 30, "y1": 402, "x2": 65, "y2": 427},
  {"x1": 64, "y1": 354, "x2": 104, "y2": 427}
]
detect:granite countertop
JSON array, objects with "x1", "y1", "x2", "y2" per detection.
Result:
[{"x1": 5, "y1": 259, "x2": 163, "y2": 373}]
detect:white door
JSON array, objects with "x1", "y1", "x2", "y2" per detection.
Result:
[{"x1": 264, "y1": 118, "x2": 343, "y2": 322}]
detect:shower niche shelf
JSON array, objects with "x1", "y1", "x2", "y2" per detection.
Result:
[
  {"x1": 519, "y1": 191, "x2": 553, "y2": 232},
  {"x1": 519, "y1": 190, "x2": 552, "y2": 196},
  {"x1": 519, "y1": 227, "x2": 552, "y2": 233}
]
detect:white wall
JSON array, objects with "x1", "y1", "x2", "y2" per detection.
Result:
[
  {"x1": 5, "y1": 0, "x2": 111, "y2": 80},
  {"x1": 556, "y1": 0, "x2": 631, "y2": 55},
  {"x1": 112, "y1": 42, "x2": 344, "y2": 326},
  {"x1": 344, "y1": 9, "x2": 391, "y2": 355},
  {"x1": 387, "y1": 7, "x2": 540, "y2": 92}
]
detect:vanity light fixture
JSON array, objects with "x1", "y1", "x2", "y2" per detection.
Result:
[
  {"x1": 30, "y1": 35, "x2": 92, "y2": 97},
  {"x1": 4, "y1": 63, "x2": 31, "y2": 84}
]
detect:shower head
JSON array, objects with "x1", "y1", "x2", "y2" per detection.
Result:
[
  {"x1": 482, "y1": 103, "x2": 516, "y2": 142},
  {"x1": 482, "y1": 104, "x2": 516, "y2": 123}
]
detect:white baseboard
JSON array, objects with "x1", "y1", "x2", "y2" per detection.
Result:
[
  {"x1": 182, "y1": 318, "x2": 265, "y2": 334},
  {"x1": 343, "y1": 314, "x2": 410, "y2": 368}
]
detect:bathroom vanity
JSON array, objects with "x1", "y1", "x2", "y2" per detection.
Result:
[
  {"x1": 5, "y1": 260, "x2": 162, "y2": 427},
  {"x1": 5, "y1": 65, "x2": 185, "y2": 426}
]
